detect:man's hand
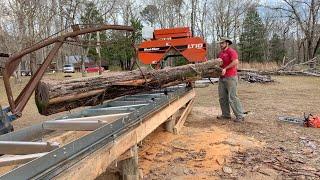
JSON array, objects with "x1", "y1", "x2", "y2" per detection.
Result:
[
  {"x1": 217, "y1": 58, "x2": 223, "y2": 62},
  {"x1": 221, "y1": 68, "x2": 226, "y2": 76},
  {"x1": 210, "y1": 58, "x2": 223, "y2": 66},
  {"x1": 210, "y1": 58, "x2": 222, "y2": 62}
]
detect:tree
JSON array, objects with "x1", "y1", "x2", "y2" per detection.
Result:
[
  {"x1": 273, "y1": 0, "x2": 320, "y2": 67},
  {"x1": 269, "y1": 33, "x2": 285, "y2": 63},
  {"x1": 80, "y1": 1, "x2": 104, "y2": 62},
  {"x1": 140, "y1": 5, "x2": 158, "y2": 27},
  {"x1": 239, "y1": 6, "x2": 267, "y2": 62},
  {"x1": 103, "y1": 18, "x2": 142, "y2": 70}
]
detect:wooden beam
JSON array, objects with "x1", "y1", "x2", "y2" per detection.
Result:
[
  {"x1": 55, "y1": 89, "x2": 195, "y2": 180},
  {"x1": 117, "y1": 148, "x2": 135, "y2": 162},
  {"x1": 173, "y1": 98, "x2": 195, "y2": 135}
]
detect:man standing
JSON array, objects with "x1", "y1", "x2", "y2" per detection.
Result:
[{"x1": 216, "y1": 37, "x2": 244, "y2": 122}]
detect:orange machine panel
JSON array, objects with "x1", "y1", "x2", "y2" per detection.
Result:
[
  {"x1": 154, "y1": 27, "x2": 191, "y2": 39},
  {"x1": 138, "y1": 37, "x2": 207, "y2": 64}
]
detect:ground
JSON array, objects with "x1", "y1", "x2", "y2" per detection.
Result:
[
  {"x1": 1, "y1": 74, "x2": 320, "y2": 179},
  {"x1": 138, "y1": 76, "x2": 320, "y2": 179}
]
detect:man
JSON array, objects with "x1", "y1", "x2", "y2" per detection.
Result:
[{"x1": 216, "y1": 37, "x2": 244, "y2": 122}]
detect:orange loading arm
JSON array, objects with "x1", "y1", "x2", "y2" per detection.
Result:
[{"x1": 138, "y1": 27, "x2": 207, "y2": 65}]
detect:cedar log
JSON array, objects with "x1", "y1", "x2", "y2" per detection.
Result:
[{"x1": 35, "y1": 60, "x2": 221, "y2": 115}]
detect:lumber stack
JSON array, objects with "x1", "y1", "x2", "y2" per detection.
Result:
[{"x1": 35, "y1": 60, "x2": 222, "y2": 115}]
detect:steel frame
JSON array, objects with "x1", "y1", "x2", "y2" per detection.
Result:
[
  {"x1": 0, "y1": 141, "x2": 59, "y2": 155},
  {"x1": 2, "y1": 24, "x2": 134, "y2": 121},
  {"x1": 0, "y1": 86, "x2": 190, "y2": 179}
]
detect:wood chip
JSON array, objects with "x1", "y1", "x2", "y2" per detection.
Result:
[
  {"x1": 222, "y1": 166, "x2": 233, "y2": 174},
  {"x1": 216, "y1": 158, "x2": 225, "y2": 165}
]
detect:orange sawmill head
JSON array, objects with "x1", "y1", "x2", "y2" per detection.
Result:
[{"x1": 138, "y1": 27, "x2": 207, "y2": 65}]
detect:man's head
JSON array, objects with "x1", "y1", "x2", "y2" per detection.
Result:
[{"x1": 217, "y1": 37, "x2": 233, "y2": 50}]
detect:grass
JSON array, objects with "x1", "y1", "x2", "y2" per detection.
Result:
[{"x1": 239, "y1": 62, "x2": 279, "y2": 71}]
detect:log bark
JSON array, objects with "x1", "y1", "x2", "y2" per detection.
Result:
[{"x1": 35, "y1": 60, "x2": 222, "y2": 115}]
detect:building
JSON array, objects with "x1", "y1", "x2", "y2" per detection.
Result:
[{"x1": 65, "y1": 55, "x2": 108, "y2": 72}]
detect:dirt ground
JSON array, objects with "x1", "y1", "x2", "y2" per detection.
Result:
[
  {"x1": 137, "y1": 76, "x2": 320, "y2": 179},
  {"x1": 1, "y1": 75, "x2": 320, "y2": 179}
]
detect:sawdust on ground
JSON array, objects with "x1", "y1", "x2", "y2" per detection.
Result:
[
  {"x1": 137, "y1": 76, "x2": 320, "y2": 179},
  {"x1": 138, "y1": 105, "x2": 264, "y2": 179}
]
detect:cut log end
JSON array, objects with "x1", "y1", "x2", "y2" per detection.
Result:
[{"x1": 35, "y1": 82, "x2": 50, "y2": 115}]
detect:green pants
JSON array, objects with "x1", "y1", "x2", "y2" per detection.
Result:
[{"x1": 218, "y1": 77, "x2": 244, "y2": 118}]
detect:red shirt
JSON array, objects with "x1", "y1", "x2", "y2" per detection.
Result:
[{"x1": 218, "y1": 47, "x2": 238, "y2": 78}]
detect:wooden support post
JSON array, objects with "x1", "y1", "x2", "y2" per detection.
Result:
[
  {"x1": 173, "y1": 98, "x2": 195, "y2": 135},
  {"x1": 119, "y1": 144, "x2": 139, "y2": 180},
  {"x1": 165, "y1": 114, "x2": 177, "y2": 133}
]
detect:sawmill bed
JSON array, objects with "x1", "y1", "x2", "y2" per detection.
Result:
[{"x1": 0, "y1": 85, "x2": 195, "y2": 179}]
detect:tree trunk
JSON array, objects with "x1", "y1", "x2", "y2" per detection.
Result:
[
  {"x1": 96, "y1": 31, "x2": 102, "y2": 75},
  {"x1": 35, "y1": 60, "x2": 222, "y2": 115}
]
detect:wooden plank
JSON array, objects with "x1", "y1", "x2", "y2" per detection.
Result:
[
  {"x1": 117, "y1": 148, "x2": 134, "y2": 162},
  {"x1": 0, "y1": 153, "x2": 47, "y2": 167},
  {"x1": 55, "y1": 89, "x2": 195, "y2": 180},
  {"x1": 173, "y1": 98, "x2": 195, "y2": 135}
]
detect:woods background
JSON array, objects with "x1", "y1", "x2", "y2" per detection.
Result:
[{"x1": 0, "y1": 0, "x2": 319, "y2": 74}]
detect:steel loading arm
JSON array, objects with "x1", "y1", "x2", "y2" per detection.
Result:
[{"x1": 1, "y1": 24, "x2": 134, "y2": 129}]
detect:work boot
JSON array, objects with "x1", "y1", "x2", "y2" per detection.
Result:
[
  {"x1": 234, "y1": 116, "x2": 244, "y2": 122},
  {"x1": 217, "y1": 115, "x2": 231, "y2": 120}
]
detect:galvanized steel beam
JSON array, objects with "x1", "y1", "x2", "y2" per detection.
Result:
[{"x1": 0, "y1": 141, "x2": 59, "y2": 155}]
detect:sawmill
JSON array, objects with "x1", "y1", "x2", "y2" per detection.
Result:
[
  {"x1": 0, "y1": 24, "x2": 221, "y2": 179},
  {"x1": 2, "y1": 0, "x2": 320, "y2": 178}
]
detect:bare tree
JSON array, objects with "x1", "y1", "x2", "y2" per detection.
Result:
[{"x1": 272, "y1": 0, "x2": 320, "y2": 67}]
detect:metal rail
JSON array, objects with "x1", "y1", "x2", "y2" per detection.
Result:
[{"x1": 0, "y1": 85, "x2": 190, "y2": 179}]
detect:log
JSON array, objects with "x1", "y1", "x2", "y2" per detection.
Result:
[
  {"x1": 35, "y1": 60, "x2": 221, "y2": 115},
  {"x1": 239, "y1": 69, "x2": 320, "y2": 77},
  {"x1": 238, "y1": 71, "x2": 274, "y2": 83}
]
